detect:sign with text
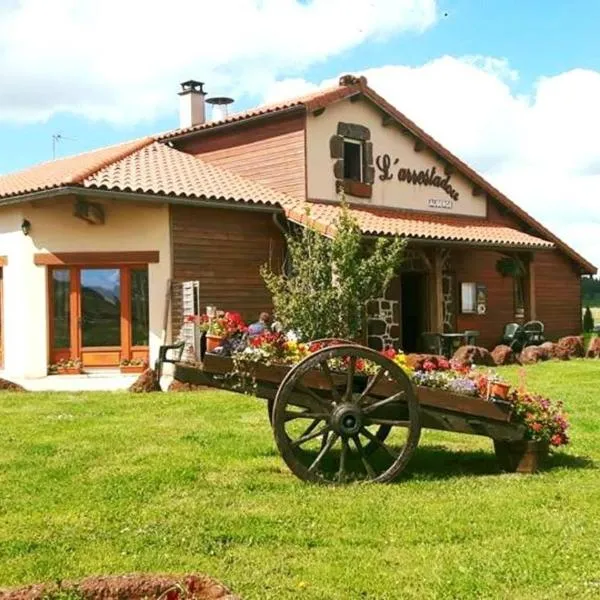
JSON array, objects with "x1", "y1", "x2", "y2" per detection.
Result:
[
  {"x1": 375, "y1": 153, "x2": 460, "y2": 202},
  {"x1": 428, "y1": 198, "x2": 453, "y2": 210}
]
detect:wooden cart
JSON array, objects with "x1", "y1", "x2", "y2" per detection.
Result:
[{"x1": 174, "y1": 342, "x2": 526, "y2": 484}]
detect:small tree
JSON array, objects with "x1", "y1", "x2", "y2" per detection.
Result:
[
  {"x1": 583, "y1": 305, "x2": 595, "y2": 333},
  {"x1": 261, "y1": 201, "x2": 405, "y2": 341}
]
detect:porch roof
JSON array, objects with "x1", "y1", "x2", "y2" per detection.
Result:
[{"x1": 285, "y1": 202, "x2": 555, "y2": 250}]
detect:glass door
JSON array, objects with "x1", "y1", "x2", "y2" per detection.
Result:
[{"x1": 48, "y1": 265, "x2": 149, "y2": 368}]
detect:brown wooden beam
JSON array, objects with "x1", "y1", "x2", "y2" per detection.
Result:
[
  {"x1": 0, "y1": 256, "x2": 7, "y2": 266},
  {"x1": 414, "y1": 139, "x2": 426, "y2": 153},
  {"x1": 443, "y1": 163, "x2": 454, "y2": 176},
  {"x1": 312, "y1": 107, "x2": 326, "y2": 117},
  {"x1": 34, "y1": 251, "x2": 160, "y2": 266},
  {"x1": 381, "y1": 114, "x2": 394, "y2": 127}
]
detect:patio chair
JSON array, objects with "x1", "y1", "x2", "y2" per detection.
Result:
[
  {"x1": 154, "y1": 340, "x2": 186, "y2": 380},
  {"x1": 501, "y1": 322, "x2": 526, "y2": 351},
  {"x1": 421, "y1": 332, "x2": 443, "y2": 356},
  {"x1": 523, "y1": 320, "x2": 545, "y2": 346}
]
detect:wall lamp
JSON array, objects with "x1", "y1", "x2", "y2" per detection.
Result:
[{"x1": 21, "y1": 219, "x2": 31, "y2": 236}]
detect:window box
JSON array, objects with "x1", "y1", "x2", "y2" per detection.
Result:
[{"x1": 343, "y1": 179, "x2": 372, "y2": 199}]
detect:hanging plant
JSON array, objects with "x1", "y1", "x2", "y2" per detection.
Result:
[{"x1": 496, "y1": 256, "x2": 526, "y2": 278}]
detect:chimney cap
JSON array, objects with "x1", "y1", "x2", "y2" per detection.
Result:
[{"x1": 179, "y1": 80, "x2": 206, "y2": 95}]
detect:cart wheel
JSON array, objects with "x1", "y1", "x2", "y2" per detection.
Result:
[
  {"x1": 271, "y1": 344, "x2": 421, "y2": 484},
  {"x1": 268, "y1": 395, "x2": 391, "y2": 456}
]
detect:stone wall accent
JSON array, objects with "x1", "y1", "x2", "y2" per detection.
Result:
[
  {"x1": 337, "y1": 122, "x2": 371, "y2": 140},
  {"x1": 366, "y1": 297, "x2": 400, "y2": 351},
  {"x1": 441, "y1": 248, "x2": 455, "y2": 333},
  {"x1": 330, "y1": 122, "x2": 374, "y2": 196},
  {"x1": 442, "y1": 272, "x2": 454, "y2": 333}
]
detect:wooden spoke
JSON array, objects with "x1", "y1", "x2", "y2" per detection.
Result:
[
  {"x1": 308, "y1": 433, "x2": 339, "y2": 473},
  {"x1": 319, "y1": 359, "x2": 342, "y2": 403},
  {"x1": 344, "y1": 356, "x2": 357, "y2": 402},
  {"x1": 363, "y1": 391, "x2": 405, "y2": 414},
  {"x1": 338, "y1": 438, "x2": 349, "y2": 482},
  {"x1": 352, "y1": 435, "x2": 376, "y2": 478},
  {"x1": 284, "y1": 410, "x2": 329, "y2": 422},
  {"x1": 360, "y1": 427, "x2": 399, "y2": 459},
  {"x1": 357, "y1": 367, "x2": 386, "y2": 405},
  {"x1": 365, "y1": 417, "x2": 411, "y2": 427},
  {"x1": 290, "y1": 424, "x2": 331, "y2": 448},
  {"x1": 295, "y1": 382, "x2": 334, "y2": 412},
  {"x1": 297, "y1": 418, "x2": 323, "y2": 440}
]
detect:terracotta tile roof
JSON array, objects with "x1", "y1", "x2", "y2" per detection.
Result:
[
  {"x1": 83, "y1": 142, "x2": 296, "y2": 207},
  {"x1": 285, "y1": 202, "x2": 555, "y2": 249},
  {"x1": 0, "y1": 137, "x2": 153, "y2": 200}
]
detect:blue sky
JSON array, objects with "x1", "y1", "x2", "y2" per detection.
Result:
[
  {"x1": 2, "y1": 0, "x2": 598, "y2": 170},
  {"x1": 0, "y1": 0, "x2": 599, "y2": 266}
]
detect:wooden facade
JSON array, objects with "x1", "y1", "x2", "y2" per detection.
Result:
[
  {"x1": 174, "y1": 113, "x2": 306, "y2": 200},
  {"x1": 170, "y1": 205, "x2": 285, "y2": 336}
]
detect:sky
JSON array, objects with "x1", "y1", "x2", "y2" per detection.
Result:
[{"x1": 1, "y1": 0, "x2": 599, "y2": 269}]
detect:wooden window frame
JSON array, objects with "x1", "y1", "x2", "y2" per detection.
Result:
[
  {"x1": 460, "y1": 281, "x2": 477, "y2": 314},
  {"x1": 47, "y1": 264, "x2": 150, "y2": 367}
]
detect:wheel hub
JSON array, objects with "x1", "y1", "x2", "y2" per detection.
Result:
[{"x1": 331, "y1": 403, "x2": 363, "y2": 437}]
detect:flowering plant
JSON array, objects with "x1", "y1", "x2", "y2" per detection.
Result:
[
  {"x1": 120, "y1": 358, "x2": 148, "y2": 367},
  {"x1": 380, "y1": 348, "x2": 414, "y2": 376},
  {"x1": 241, "y1": 332, "x2": 310, "y2": 365},
  {"x1": 187, "y1": 312, "x2": 247, "y2": 337},
  {"x1": 509, "y1": 390, "x2": 570, "y2": 446},
  {"x1": 48, "y1": 358, "x2": 82, "y2": 373}
]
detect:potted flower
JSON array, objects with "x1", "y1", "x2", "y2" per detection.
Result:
[
  {"x1": 494, "y1": 390, "x2": 569, "y2": 473},
  {"x1": 120, "y1": 358, "x2": 148, "y2": 374},
  {"x1": 48, "y1": 358, "x2": 83, "y2": 375},
  {"x1": 188, "y1": 311, "x2": 247, "y2": 353}
]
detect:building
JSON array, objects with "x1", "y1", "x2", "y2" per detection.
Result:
[{"x1": 0, "y1": 75, "x2": 595, "y2": 379}]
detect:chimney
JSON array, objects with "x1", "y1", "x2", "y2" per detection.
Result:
[{"x1": 178, "y1": 80, "x2": 206, "y2": 129}]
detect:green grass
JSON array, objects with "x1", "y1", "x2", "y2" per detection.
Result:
[{"x1": 1, "y1": 361, "x2": 600, "y2": 599}]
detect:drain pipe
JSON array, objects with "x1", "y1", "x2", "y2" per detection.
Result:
[{"x1": 272, "y1": 211, "x2": 291, "y2": 275}]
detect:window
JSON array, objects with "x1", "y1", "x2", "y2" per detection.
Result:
[
  {"x1": 460, "y1": 282, "x2": 477, "y2": 314},
  {"x1": 51, "y1": 269, "x2": 71, "y2": 348},
  {"x1": 343, "y1": 139, "x2": 362, "y2": 181}
]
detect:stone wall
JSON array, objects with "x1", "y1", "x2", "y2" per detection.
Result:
[{"x1": 366, "y1": 296, "x2": 400, "y2": 350}]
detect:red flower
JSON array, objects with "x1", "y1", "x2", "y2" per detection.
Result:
[
  {"x1": 531, "y1": 422, "x2": 543, "y2": 432},
  {"x1": 437, "y1": 358, "x2": 450, "y2": 370},
  {"x1": 423, "y1": 360, "x2": 436, "y2": 372},
  {"x1": 550, "y1": 434, "x2": 563, "y2": 446},
  {"x1": 381, "y1": 347, "x2": 396, "y2": 360}
]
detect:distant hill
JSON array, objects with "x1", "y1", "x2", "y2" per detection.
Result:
[{"x1": 582, "y1": 276, "x2": 600, "y2": 307}]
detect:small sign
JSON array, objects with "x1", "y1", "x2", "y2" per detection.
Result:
[
  {"x1": 476, "y1": 284, "x2": 487, "y2": 315},
  {"x1": 428, "y1": 198, "x2": 453, "y2": 210}
]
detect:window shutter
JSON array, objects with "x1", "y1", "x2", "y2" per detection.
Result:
[{"x1": 181, "y1": 281, "x2": 200, "y2": 358}]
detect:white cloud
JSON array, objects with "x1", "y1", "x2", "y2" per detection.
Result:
[
  {"x1": 0, "y1": 0, "x2": 437, "y2": 123},
  {"x1": 264, "y1": 58, "x2": 600, "y2": 270}
]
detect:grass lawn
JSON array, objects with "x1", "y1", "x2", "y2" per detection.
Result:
[{"x1": 1, "y1": 361, "x2": 599, "y2": 599}]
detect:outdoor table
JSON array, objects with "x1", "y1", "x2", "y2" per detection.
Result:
[{"x1": 440, "y1": 332, "x2": 470, "y2": 357}]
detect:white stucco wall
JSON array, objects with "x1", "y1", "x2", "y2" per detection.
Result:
[
  {"x1": 0, "y1": 197, "x2": 171, "y2": 379},
  {"x1": 306, "y1": 99, "x2": 487, "y2": 217}
]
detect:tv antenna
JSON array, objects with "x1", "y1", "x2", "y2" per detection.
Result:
[{"x1": 52, "y1": 133, "x2": 76, "y2": 159}]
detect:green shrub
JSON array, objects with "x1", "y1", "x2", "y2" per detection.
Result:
[{"x1": 261, "y1": 200, "x2": 405, "y2": 341}]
